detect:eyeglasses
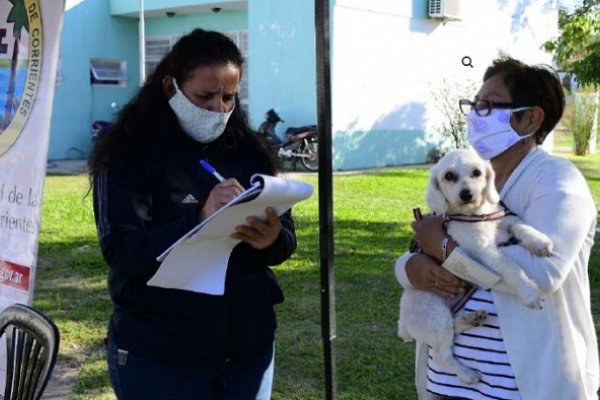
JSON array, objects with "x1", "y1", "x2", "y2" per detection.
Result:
[{"x1": 458, "y1": 99, "x2": 528, "y2": 116}]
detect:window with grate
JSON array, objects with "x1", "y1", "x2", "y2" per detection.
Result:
[
  {"x1": 90, "y1": 59, "x2": 127, "y2": 86},
  {"x1": 145, "y1": 36, "x2": 181, "y2": 76},
  {"x1": 145, "y1": 31, "x2": 249, "y2": 110},
  {"x1": 223, "y1": 30, "x2": 249, "y2": 111}
]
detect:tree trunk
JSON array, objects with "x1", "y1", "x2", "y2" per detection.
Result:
[{"x1": 3, "y1": 36, "x2": 20, "y2": 129}]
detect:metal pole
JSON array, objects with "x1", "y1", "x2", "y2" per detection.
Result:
[
  {"x1": 139, "y1": 0, "x2": 146, "y2": 86},
  {"x1": 314, "y1": 0, "x2": 336, "y2": 399}
]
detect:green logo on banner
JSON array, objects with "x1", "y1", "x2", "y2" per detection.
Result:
[{"x1": 0, "y1": 0, "x2": 42, "y2": 157}]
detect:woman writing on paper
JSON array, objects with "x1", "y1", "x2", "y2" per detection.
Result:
[{"x1": 89, "y1": 29, "x2": 297, "y2": 399}]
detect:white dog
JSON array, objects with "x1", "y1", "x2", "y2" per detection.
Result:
[{"x1": 397, "y1": 148, "x2": 553, "y2": 384}]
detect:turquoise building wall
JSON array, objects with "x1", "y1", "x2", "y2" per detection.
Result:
[
  {"x1": 49, "y1": 1, "x2": 248, "y2": 160},
  {"x1": 48, "y1": 0, "x2": 138, "y2": 160},
  {"x1": 247, "y1": 0, "x2": 317, "y2": 135},
  {"x1": 50, "y1": 0, "x2": 318, "y2": 159},
  {"x1": 144, "y1": 10, "x2": 246, "y2": 36},
  {"x1": 109, "y1": 0, "x2": 243, "y2": 16}
]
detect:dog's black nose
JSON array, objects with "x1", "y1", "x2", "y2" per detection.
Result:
[{"x1": 459, "y1": 190, "x2": 472, "y2": 202}]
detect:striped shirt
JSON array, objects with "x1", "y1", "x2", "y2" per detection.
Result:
[{"x1": 426, "y1": 289, "x2": 521, "y2": 400}]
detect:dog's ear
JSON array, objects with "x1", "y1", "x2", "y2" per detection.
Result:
[
  {"x1": 484, "y1": 161, "x2": 500, "y2": 204},
  {"x1": 426, "y1": 167, "x2": 448, "y2": 213}
]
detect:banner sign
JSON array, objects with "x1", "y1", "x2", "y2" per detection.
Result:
[{"x1": 0, "y1": 0, "x2": 64, "y2": 311}]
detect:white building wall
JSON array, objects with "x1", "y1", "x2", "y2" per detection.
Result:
[{"x1": 332, "y1": 0, "x2": 558, "y2": 170}]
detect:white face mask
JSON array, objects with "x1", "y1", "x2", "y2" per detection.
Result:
[
  {"x1": 466, "y1": 107, "x2": 533, "y2": 160},
  {"x1": 168, "y1": 79, "x2": 234, "y2": 143}
]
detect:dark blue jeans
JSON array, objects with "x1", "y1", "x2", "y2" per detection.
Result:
[{"x1": 107, "y1": 339, "x2": 274, "y2": 400}]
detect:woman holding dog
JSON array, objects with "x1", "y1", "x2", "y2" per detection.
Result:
[{"x1": 395, "y1": 56, "x2": 598, "y2": 399}]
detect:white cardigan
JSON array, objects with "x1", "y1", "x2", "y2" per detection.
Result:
[{"x1": 395, "y1": 148, "x2": 599, "y2": 400}]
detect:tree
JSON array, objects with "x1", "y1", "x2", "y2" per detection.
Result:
[
  {"x1": 544, "y1": 1, "x2": 599, "y2": 156},
  {"x1": 543, "y1": 0, "x2": 600, "y2": 87},
  {"x1": 3, "y1": 0, "x2": 28, "y2": 130},
  {"x1": 429, "y1": 78, "x2": 477, "y2": 151}
]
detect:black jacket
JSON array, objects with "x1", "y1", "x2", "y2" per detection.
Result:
[{"x1": 93, "y1": 131, "x2": 296, "y2": 365}]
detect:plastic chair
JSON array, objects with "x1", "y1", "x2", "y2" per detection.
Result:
[{"x1": 0, "y1": 303, "x2": 60, "y2": 400}]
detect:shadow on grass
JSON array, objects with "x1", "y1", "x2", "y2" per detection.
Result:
[
  {"x1": 273, "y1": 217, "x2": 417, "y2": 399},
  {"x1": 36, "y1": 238, "x2": 111, "y2": 396},
  {"x1": 34, "y1": 211, "x2": 457, "y2": 399}
]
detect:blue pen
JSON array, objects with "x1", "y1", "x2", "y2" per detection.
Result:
[{"x1": 199, "y1": 160, "x2": 226, "y2": 183}]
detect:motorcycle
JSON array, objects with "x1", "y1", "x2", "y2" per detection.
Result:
[
  {"x1": 91, "y1": 120, "x2": 113, "y2": 142},
  {"x1": 91, "y1": 102, "x2": 118, "y2": 142},
  {"x1": 257, "y1": 109, "x2": 319, "y2": 172}
]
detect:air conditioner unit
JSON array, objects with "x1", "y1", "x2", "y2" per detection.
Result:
[{"x1": 428, "y1": 0, "x2": 462, "y2": 21}]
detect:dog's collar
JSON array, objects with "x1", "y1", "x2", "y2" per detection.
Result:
[{"x1": 442, "y1": 206, "x2": 515, "y2": 224}]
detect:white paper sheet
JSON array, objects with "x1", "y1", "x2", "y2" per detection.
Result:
[{"x1": 147, "y1": 174, "x2": 313, "y2": 295}]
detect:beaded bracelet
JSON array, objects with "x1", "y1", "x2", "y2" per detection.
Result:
[{"x1": 441, "y1": 234, "x2": 450, "y2": 262}]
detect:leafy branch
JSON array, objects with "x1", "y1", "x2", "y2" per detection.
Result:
[{"x1": 543, "y1": 0, "x2": 600, "y2": 87}]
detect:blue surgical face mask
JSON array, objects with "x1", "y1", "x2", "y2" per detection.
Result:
[
  {"x1": 168, "y1": 79, "x2": 234, "y2": 143},
  {"x1": 467, "y1": 107, "x2": 533, "y2": 160}
]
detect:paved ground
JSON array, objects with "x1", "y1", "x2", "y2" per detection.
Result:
[
  {"x1": 42, "y1": 364, "x2": 76, "y2": 399},
  {"x1": 46, "y1": 159, "x2": 88, "y2": 175},
  {"x1": 45, "y1": 158, "x2": 322, "y2": 177}
]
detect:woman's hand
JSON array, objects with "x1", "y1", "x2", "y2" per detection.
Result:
[
  {"x1": 406, "y1": 253, "x2": 465, "y2": 298},
  {"x1": 200, "y1": 178, "x2": 245, "y2": 221},
  {"x1": 231, "y1": 208, "x2": 282, "y2": 250}
]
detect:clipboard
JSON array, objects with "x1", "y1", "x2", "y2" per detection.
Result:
[{"x1": 147, "y1": 174, "x2": 313, "y2": 295}]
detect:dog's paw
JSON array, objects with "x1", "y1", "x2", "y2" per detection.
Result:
[
  {"x1": 453, "y1": 310, "x2": 488, "y2": 334},
  {"x1": 525, "y1": 298, "x2": 544, "y2": 310},
  {"x1": 527, "y1": 237, "x2": 554, "y2": 257},
  {"x1": 457, "y1": 367, "x2": 480, "y2": 385},
  {"x1": 512, "y1": 224, "x2": 554, "y2": 257},
  {"x1": 397, "y1": 322, "x2": 414, "y2": 342},
  {"x1": 398, "y1": 332, "x2": 414, "y2": 343},
  {"x1": 461, "y1": 310, "x2": 488, "y2": 327},
  {"x1": 520, "y1": 288, "x2": 544, "y2": 310},
  {"x1": 473, "y1": 310, "x2": 488, "y2": 326}
]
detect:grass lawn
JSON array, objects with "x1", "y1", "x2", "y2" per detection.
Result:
[{"x1": 36, "y1": 142, "x2": 599, "y2": 399}]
